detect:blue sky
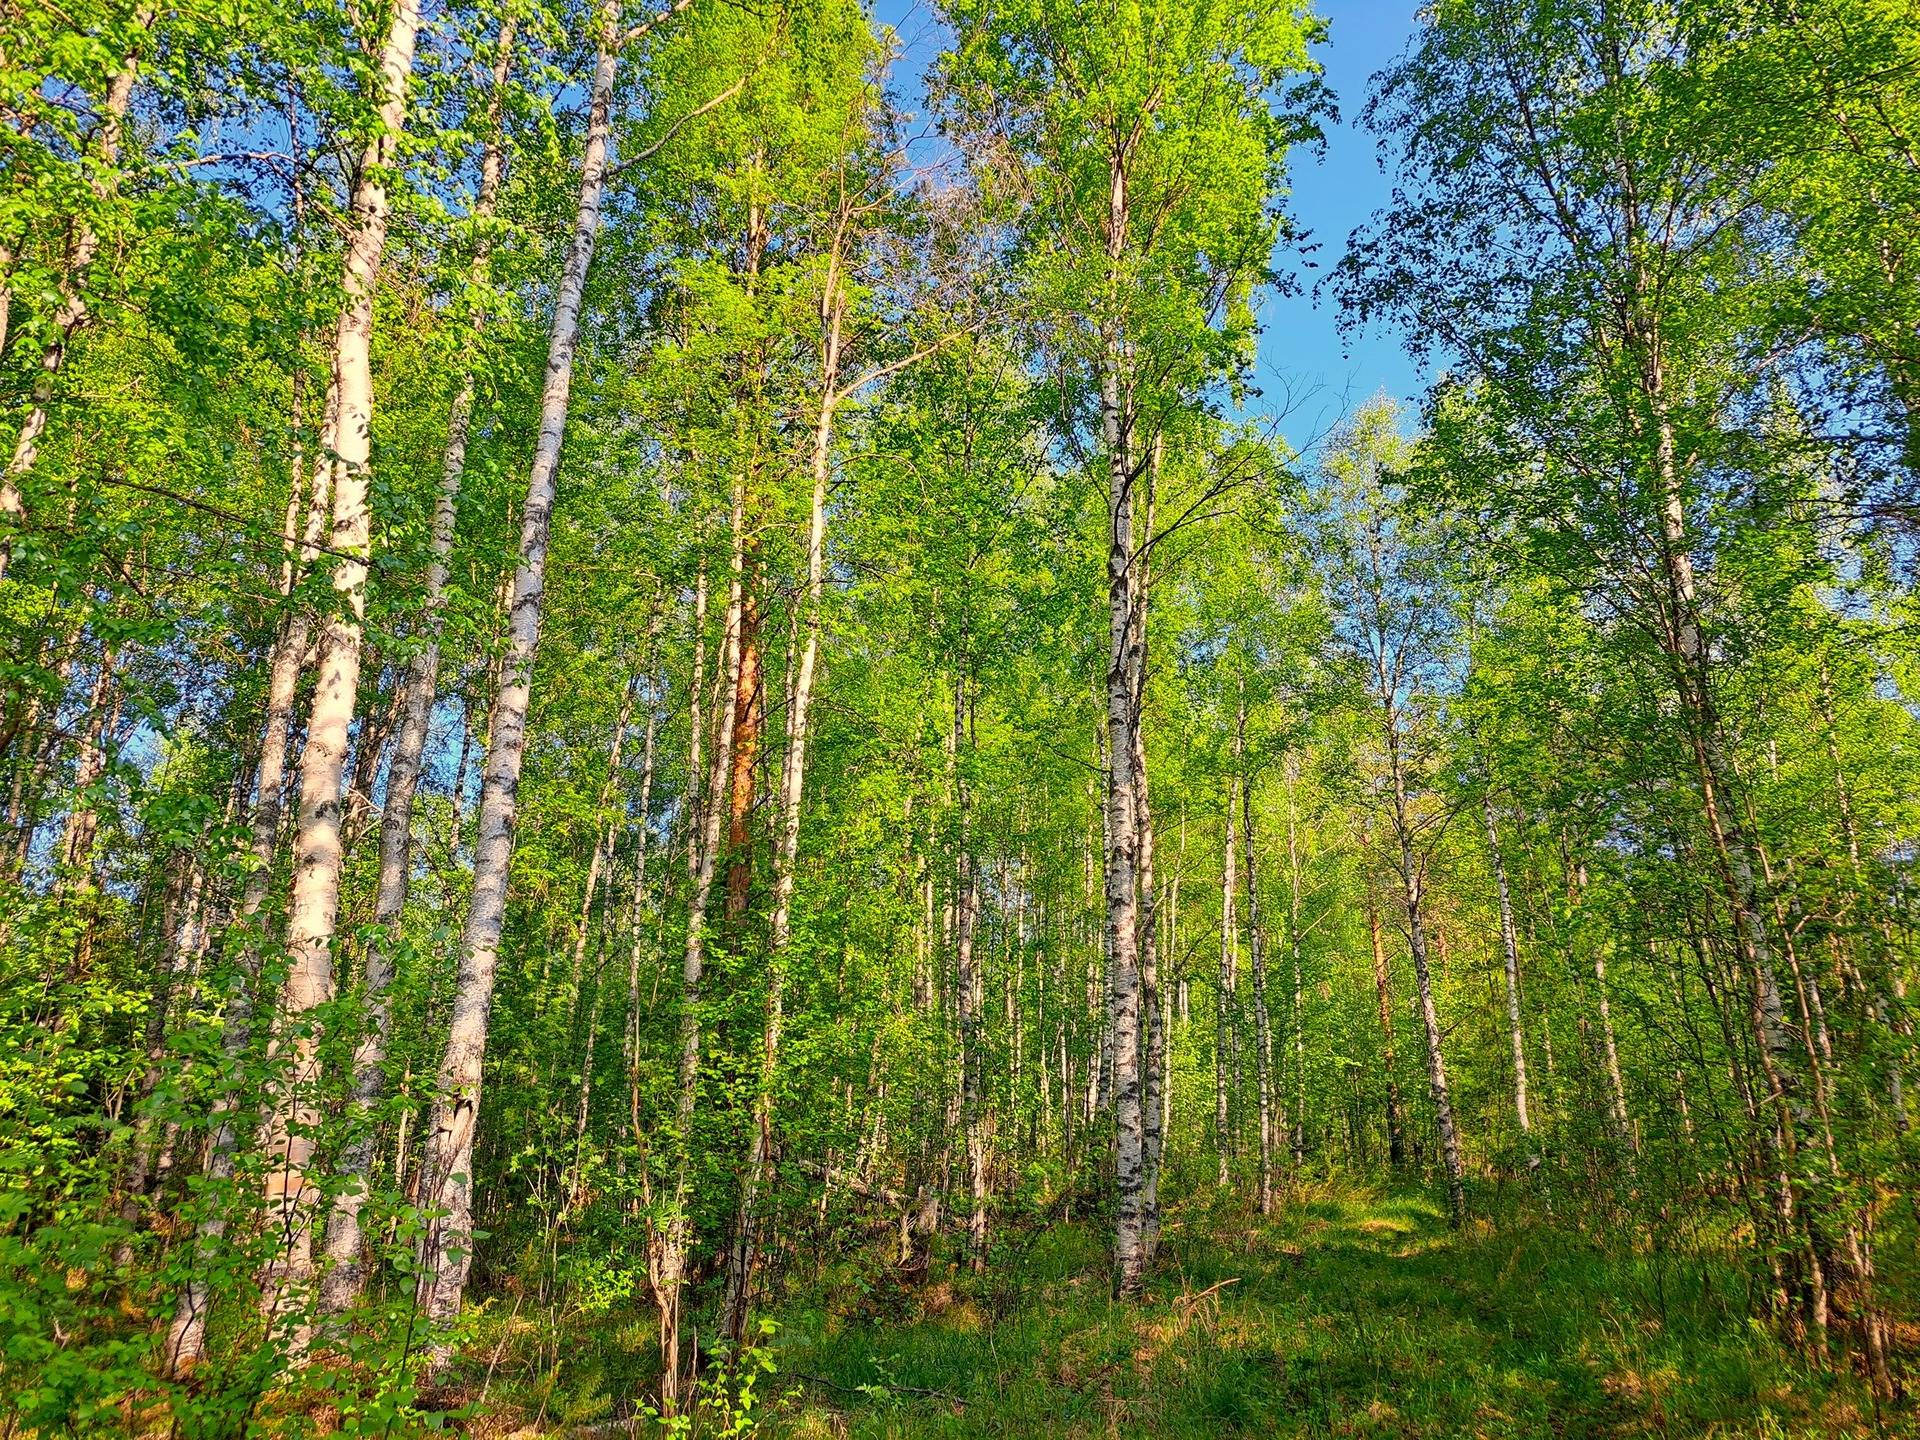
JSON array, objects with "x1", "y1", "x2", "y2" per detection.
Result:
[
  {"x1": 871, "y1": 0, "x2": 1429, "y2": 450},
  {"x1": 1261, "y1": 0, "x2": 1427, "y2": 435}
]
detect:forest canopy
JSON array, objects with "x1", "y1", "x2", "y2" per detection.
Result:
[{"x1": 1, "y1": 0, "x2": 1917, "y2": 1434}]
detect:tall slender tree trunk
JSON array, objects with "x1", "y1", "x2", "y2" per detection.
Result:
[
  {"x1": 413, "y1": 2, "x2": 614, "y2": 1348},
  {"x1": 0, "y1": 6, "x2": 152, "y2": 583},
  {"x1": 50, "y1": 663, "x2": 119, "y2": 992},
  {"x1": 1283, "y1": 753, "x2": 1307, "y2": 1169},
  {"x1": 1624, "y1": 293, "x2": 1847, "y2": 1356},
  {"x1": 1100, "y1": 142, "x2": 1150, "y2": 1295},
  {"x1": 722, "y1": 284, "x2": 843, "y2": 1342},
  {"x1": 258, "y1": 0, "x2": 422, "y2": 1352},
  {"x1": 953, "y1": 671, "x2": 989, "y2": 1270},
  {"x1": 569, "y1": 927, "x2": 608, "y2": 1206},
  {"x1": 1094, "y1": 699, "x2": 1115, "y2": 1120},
  {"x1": 317, "y1": 25, "x2": 515, "y2": 1312},
  {"x1": 1132, "y1": 451, "x2": 1164, "y2": 1259},
  {"x1": 2, "y1": 678, "x2": 58, "y2": 879},
  {"x1": 721, "y1": 199, "x2": 770, "y2": 929},
  {"x1": 54, "y1": 646, "x2": 118, "y2": 884},
  {"x1": 163, "y1": 419, "x2": 335, "y2": 1377},
  {"x1": 1479, "y1": 788, "x2": 1535, "y2": 1162},
  {"x1": 623, "y1": 610, "x2": 664, "y2": 1173},
  {"x1": 1384, "y1": 727, "x2": 1465, "y2": 1225},
  {"x1": 1158, "y1": 972, "x2": 1173, "y2": 1165},
  {"x1": 334, "y1": 655, "x2": 391, "y2": 852},
  {"x1": 724, "y1": 575, "x2": 763, "y2": 921},
  {"x1": 1134, "y1": 647, "x2": 1164, "y2": 1259},
  {"x1": 1244, "y1": 755, "x2": 1274, "y2": 1214},
  {"x1": 1819, "y1": 660, "x2": 1910, "y2": 1129},
  {"x1": 117, "y1": 841, "x2": 211, "y2": 1245},
  {"x1": 653, "y1": 469, "x2": 748, "y2": 1413},
  {"x1": 1217, "y1": 762, "x2": 1238, "y2": 1189},
  {"x1": 0, "y1": 240, "x2": 12, "y2": 363},
  {"x1": 683, "y1": 556, "x2": 709, "y2": 867},
  {"x1": 566, "y1": 673, "x2": 638, "y2": 1007},
  {"x1": 544, "y1": 683, "x2": 635, "y2": 1209},
  {"x1": 1585, "y1": 897, "x2": 1637, "y2": 1163}
]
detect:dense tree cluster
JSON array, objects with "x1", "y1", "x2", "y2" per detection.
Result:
[{"x1": 0, "y1": 0, "x2": 1914, "y2": 1430}]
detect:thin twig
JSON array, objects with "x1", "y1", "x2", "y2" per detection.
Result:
[
  {"x1": 479, "y1": 1288, "x2": 526, "y2": 1406},
  {"x1": 1176, "y1": 1276, "x2": 1240, "y2": 1310},
  {"x1": 93, "y1": 476, "x2": 364, "y2": 563},
  {"x1": 791, "y1": 1371, "x2": 967, "y2": 1407},
  {"x1": 618, "y1": 0, "x2": 698, "y2": 50},
  {"x1": 606, "y1": 76, "x2": 749, "y2": 178}
]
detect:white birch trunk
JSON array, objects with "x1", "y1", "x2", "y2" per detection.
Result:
[
  {"x1": 1388, "y1": 743, "x2": 1465, "y2": 1225},
  {"x1": 1587, "y1": 919, "x2": 1636, "y2": 1161},
  {"x1": 955, "y1": 673, "x2": 988, "y2": 1270},
  {"x1": 414, "y1": 1, "x2": 615, "y2": 1345},
  {"x1": 1479, "y1": 788, "x2": 1533, "y2": 1145},
  {"x1": 1100, "y1": 141, "x2": 1148, "y2": 1293},
  {"x1": 1135, "y1": 719, "x2": 1164, "y2": 1256},
  {"x1": 0, "y1": 8, "x2": 152, "y2": 583},
  {"x1": 653, "y1": 468, "x2": 748, "y2": 1413},
  {"x1": 162, "y1": 411, "x2": 335, "y2": 1376},
  {"x1": 564, "y1": 673, "x2": 639, "y2": 1010},
  {"x1": 318, "y1": 19, "x2": 516, "y2": 1316},
  {"x1": 257, "y1": 0, "x2": 421, "y2": 1353},
  {"x1": 1283, "y1": 755, "x2": 1307, "y2": 1168},
  {"x1": 1243, "y1": 755, "x2": 1274, "y2": 1214},
  {"x1": 623, "y1": 610, "x2": 664, "y2": 1164},
  {"x1": 1134, "y1": 463, "x2": 1164, "y2": 1260},
  {"x1": 1216, "y1": 765, "x2": 1237, "y2": 1189},
  {"x1": 1361, "y1": 821, "x2": 1405, "y2": 1167}
]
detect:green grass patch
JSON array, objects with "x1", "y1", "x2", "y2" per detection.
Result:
[{"x1": 458, "y1": 1181, "x2": 1911, "y2": 1437}]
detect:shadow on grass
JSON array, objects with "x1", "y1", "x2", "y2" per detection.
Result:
[{"x1": 757, "y1": 1181, "x2": 1897, "y2": 1439}]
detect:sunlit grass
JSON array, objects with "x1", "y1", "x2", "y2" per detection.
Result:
[{"x1": 457, "y1": 1179, "x2": 1907, "y2": 1437}]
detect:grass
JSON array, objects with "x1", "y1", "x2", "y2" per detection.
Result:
[{"x1": 460, "y1": 1181, "x2": 1914, "y2": 1438}]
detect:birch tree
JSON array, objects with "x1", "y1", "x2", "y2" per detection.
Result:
[
  {"x1": 1314, "y1": 401, "x2": 1468, "y2": 1225},
  {"x1": 256, "y1": 0, "x2": 424, "y2": 1351},
  {"x1": 412, "y1": 0, "x2": 701, "y2": 1341},
  {"x1": 318, "y1": 13, "x2": 519, "y2": 1315},
  {"x1": 942, "y1": 0, "x2": 1324, "y2": 1297}
]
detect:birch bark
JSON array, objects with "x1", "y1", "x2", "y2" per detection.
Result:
[
  {"x1": 0, "y1": 7, "x2": 153, "y2": 583},
  {"x1": 721, "y1": 277, "x2": 843, "y2": 1341},
  {"x1": 1100, "y1": 140, "x2": 1148, "y2": 1292},
  {"x1": 954, "y1": 673, "x2": 988, "y2": 1269},
  {"x1": 1283, "y1": 753, "x2": 1307, "y2": 1168},
  {"x1": 162, "y1": 402, "x2": 335, "y2": 1377},
  {"x1": 258, "y1": 0, "x2": 422, "y2": 1352},
  {"x1": 1367, "y1": 867, "x2": 1413, "y2": 1175},
  {"x1": 414, "y1": 0, "x2": 616, "y2": 1344},
  {"x1": 1479, "y1": 789, "x2": 1531, "y2": 1139},
  {"x1": 317, "y1": 22, "x2": 516, "y2": 1314},
  {"x1": 1216, "y1": 765, "x2": 1237, "y2": 1188},
  {"x1": 623, "y1": 609, "x2": 664, "y2": 1165},
  {"x1": 1244, "y1": 756, "x2": 1274, "y2": 1214},
  {"x1": 652, "y1": 468, "x2": 747, "y2": 1411},
  {"x1": 1384, "y1": 716, "x2": 1465, "y2": 1224}
]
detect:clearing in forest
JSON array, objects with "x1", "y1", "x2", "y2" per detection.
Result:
[{"x1": 467, "y1": 1183, "x2": 1906, "y2": 1439}]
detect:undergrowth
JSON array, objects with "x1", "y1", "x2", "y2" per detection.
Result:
[{"x1": 445, "y1": 1178, "x2": 1914, "y2": 1438}]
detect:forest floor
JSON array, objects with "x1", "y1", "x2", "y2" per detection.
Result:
[{"x1": 463, "y1": 1180, "x2": 1915, "y2": 1439}]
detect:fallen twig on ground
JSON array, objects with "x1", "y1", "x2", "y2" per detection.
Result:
[
  {"x1": 791, "y1": 1370, "x2": 968, "y2": 1407},
  {"x1": 1176, "y1": 1276, "x2": 1241, "y2": 1310}
]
